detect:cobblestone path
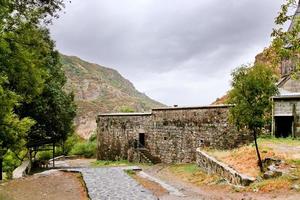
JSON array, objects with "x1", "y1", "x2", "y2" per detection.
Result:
[{"x1": 77, "y1": 167, "x2": 158, "y2": 200}]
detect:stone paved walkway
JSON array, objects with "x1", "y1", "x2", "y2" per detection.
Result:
[{"x1": 74, "y1": 167, "x2": 158, "y2": 200}]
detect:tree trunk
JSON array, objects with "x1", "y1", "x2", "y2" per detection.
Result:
[
  {"x1": 62, "y1": 141, "x2": 65, "y2": 155},
  {"x1": 253, "y1": 129, "x2": 264, "y2": 172},
  {"x1": 0, "y1": 157, "x2": 3, "y2": 180},
  {"x1": 52, "y1": 143, "x2": 55, "y2": 168},
  {"x1": 28, "y1": 149, "x2": 32, "y2": 174}
]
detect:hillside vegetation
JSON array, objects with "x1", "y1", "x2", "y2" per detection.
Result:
[{"x1": 61, "y1": 54, "x2": 164, "y2": 138}]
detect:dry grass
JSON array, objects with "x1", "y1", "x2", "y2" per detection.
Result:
[
  {"x1": 204, "y1": 137, "x2": 300, "y2": 192},
  {"x1": 205, "y1": 137, "x2": 300, "y2": 177},
  {"x1": 207, "y1": 145, "x2": 284, "y2": 177},
  {"x1": 167, "y1": 164, "x2": 219, "y2": 186},
  {"x1": 249, "y1": 162, "x2": 300, "y2": 193},
  {"x1": 250, "y1": 176, "x2": 292, "y2": 192}
]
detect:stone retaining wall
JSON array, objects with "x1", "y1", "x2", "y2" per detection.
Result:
[{"x1": 196, "y1": 148, "x2": 255, "y2": 186}]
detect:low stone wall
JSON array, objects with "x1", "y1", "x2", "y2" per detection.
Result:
[
  {"x1": 12, "y1": 160, "x2": 30, "y2": 179},
  {"x1": 196, "y1": 148, "x2": 255, "y2": 186}
]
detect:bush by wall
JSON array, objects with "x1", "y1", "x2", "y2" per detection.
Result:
[{"x1": 69, "y1": 141, "x2": 96, "y2": 158}]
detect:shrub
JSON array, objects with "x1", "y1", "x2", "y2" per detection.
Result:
[
  {"x1": 70, "y1": 141, "x2": 96, "y2": 158},
  {"x1": 89, "y1": 132, "x2": 97, "y2": 143},
  {"x1": 63, "y1": 133, "x2": 82, "y2": 155},
  {"x1": 37, "y1": 150, "x2": 52, "y2": 161},
  {"x1": 3, "y1": 151, "x2": 22, "y2": 179},
  {"x1": 36, "y1": 145, "x2": 66, "y2": 161},
  {"x1": 119, "y1": 106, "x2": 135, "y2": 113}
]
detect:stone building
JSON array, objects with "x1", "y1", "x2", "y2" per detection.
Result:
[
  {"x1": 96, "y1": 105, "x2": 251, "y2": 163},
  {"x1": 272, "y1": 1, "x2": 300, "y2": 138},
  {"x1": 272, "y1": 93, "x2": 300, "y2": 137}
]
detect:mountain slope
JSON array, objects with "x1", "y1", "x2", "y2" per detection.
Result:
[{"x1": 61, "y1": 54, "x2": 165, "y2": 139}]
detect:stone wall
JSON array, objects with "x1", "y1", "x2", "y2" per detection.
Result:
[
  {"x1": 97, "y1": 105, "x2": 251, "y2": 163},
  {"x1": 12, "y1": 160, "x2": 30, "y2": 179},
  {"x1": 273, "y1": 99, "x2": 300, "y2": 116},
  {"x1": 97, "y1": 113, "x2": 152, "y2": 161},
  {"x1": 196, "y1": 148, "x2": 255, "y2": 186}
]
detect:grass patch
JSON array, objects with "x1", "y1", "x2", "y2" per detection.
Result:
[
  {"x1": 92, "y1": 160, "x2": 134, "y2": 167},
  {"x1": 258, "y1": 137, "x2": 300, "y2": 146},
  {"x1": 91, "y1": 160, "x2": 152, "y2": 168},
  {"x1": 170, "y1": 163, "x2": 199, "y2": 174},
  {"x1": 249, "y1": 176, "x2": 292, "y2": 192},
  {"x1": 289, "y1": 159, "x2": 300, "y2": 165},
  {"x1": 168, "y1": 164, "x2": 219, "y2": 186},
  {"x1": 124, "y1": 169, "x2": 136, "y2": 176}
]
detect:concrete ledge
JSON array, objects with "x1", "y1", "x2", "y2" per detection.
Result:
[
  {"x1": 196, "y1": 148, "x2": 255, "y2": 186},
  {"x1": 98, "y1": 112, "x2": 152, "y2": 117},
  {"x1": 12, "y1": 160, "x2": 30, "y2": 179}
]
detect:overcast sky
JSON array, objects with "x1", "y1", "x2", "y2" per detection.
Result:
[{"x1": 50, "y1": 0, "x2": 287, "y2": 106}]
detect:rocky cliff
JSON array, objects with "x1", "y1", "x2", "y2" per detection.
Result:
[{"x1": 61, "y1": 54, "x2": 164, "y2": 139}]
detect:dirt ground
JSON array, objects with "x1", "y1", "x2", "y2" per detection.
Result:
[
  {"x1": 262, "y1": 141, "x2": 300, "y2": 160},
  {"x1": 0, "y1": 171, "x2": 88, "y2": 200},
  {"x1": 60, "y1": 158, "x2": 95, "y2": 167},
  {"x1": 143, "y1": 164, "x2": 300, "y2": 200},
  {"x1": 2, "y1": 156, "x2": 300, "y2": 200},
  {"x1": 130, "y1": 172, "x2": 168, "y2": 197}
]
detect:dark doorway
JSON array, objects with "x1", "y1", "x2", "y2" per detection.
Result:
[
  {"x1": 139, "y1": 133, "x2": 145, "y2": 147},
  {"x1": 275, "y1": 116, "x2": 294, "y2": 138}
]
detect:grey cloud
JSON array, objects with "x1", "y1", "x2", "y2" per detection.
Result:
[{"x1": 50, "y1": 0, "x2": 286, "y2": 105}]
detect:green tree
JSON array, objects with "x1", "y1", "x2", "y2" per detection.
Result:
[
  {"x1": 20, "y1": 49, "x2": 77, "y2": 144},
  {"x1": 0, "y1": 0, "x2": 67, "y2": 102},
  {"x1": 228, "y1": 64, "x2": 278, "y2": 172},
  {"x1": 0, "y1": 0, "x2": 74, "y2": 178},
  {"x1": 0, "y1": 76, "x2": 34, "y2": 179},
  {"x1": 271, "y1": 0, "x2": 300, "y2": 74}
]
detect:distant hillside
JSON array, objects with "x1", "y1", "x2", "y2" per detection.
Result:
[{"x1": 61, "y1": 54, "x2": 165, "y2": 139}]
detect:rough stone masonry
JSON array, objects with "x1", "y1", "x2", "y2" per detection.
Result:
[{"x1": 96, "y1": 105, "x2": 251, "y2": 163}]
